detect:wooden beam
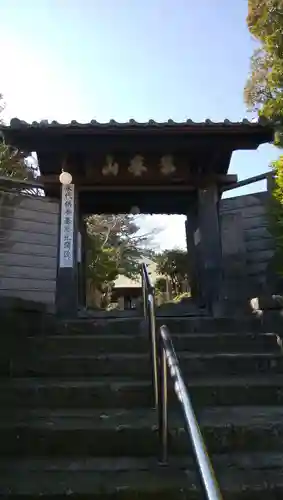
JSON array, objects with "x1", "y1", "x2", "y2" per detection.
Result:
[
  {"x1": 79, "y1": 185, "x2": 196, "y2": 192},
  {"x1": 38, "y1": 173, "x2": 238, "y2": 188}
]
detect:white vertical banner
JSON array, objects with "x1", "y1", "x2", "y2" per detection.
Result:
[{"x1": 59, "y1": 184, "x2": 75, "y2": 268}]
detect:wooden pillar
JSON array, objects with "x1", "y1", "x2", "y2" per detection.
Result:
[
  {"x1": 79, "y1": 217, "x2": 87, "y2": 309},
  {"x1": 197, "y1": 185, "x2": 222, "y2": 312},
  {"x1": 77, "y1": 228, "x2": 83, "y2": 308},
  {"x1": 55, "y1": 183, "x2": 79, "y2": 318},
  {"x1": 185, "y1": 194, "x2": 202, "y2": 303}
]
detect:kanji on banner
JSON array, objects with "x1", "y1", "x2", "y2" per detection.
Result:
[{"x1": 59, "y1": 184, "x2": 75, "y2": 268}]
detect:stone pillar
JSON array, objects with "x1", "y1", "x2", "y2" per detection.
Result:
[
  {"x1": 197, "y1": 185, "x2": 222, "y2": 312},
  {"x1": 55, "y1": 183, "x2": 79, "y2": 318}
]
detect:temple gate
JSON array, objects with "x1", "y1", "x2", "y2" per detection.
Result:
[{"x1": 2, "y1": 118, "x2": 273, "y2": 317}]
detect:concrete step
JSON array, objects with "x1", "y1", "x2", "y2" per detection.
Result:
[
  {"x1": 158, "y1": 317, "x2": 261, "y2": 334},
  {"x1": 1, "y1": 375, "x2": 283, "y2": 408},
  {"x1": 55, "y1": 316, "x2": 261, "y2": 335},
  {"x1": 8, "y1": 352, "x2": 283, "y2": 378},
  {"x1": 1, "y1": 406, "x2": 283, "y2": 457},
  {"x1": 1, "y1": 455, "x2": 283, "y2": 499},
  {"x1": 26, "y1": 332, "x2": 282, "y2": 355}
]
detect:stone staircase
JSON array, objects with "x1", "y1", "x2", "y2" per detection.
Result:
[{"x1": 1, "y1": 316, "x2": 283, "y2": 498}]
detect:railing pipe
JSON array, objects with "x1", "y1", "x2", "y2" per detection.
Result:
[
  {"x1": 142, "y1": 269, "x2": 147, "y2": 319},
  {"x1": 0, "y1": 176, "x2": 44, "y2": 189},
  {"x1": 142, "y1": 264, "x2": 159, "y2": 409},
  {"x1": 159, "y1": 342, "x2": 168, "y2": 464},
  {"x1": 222, "y1": 171, "x2": 270, "y2": 192},
  {"x1": 141, "y1": 263, "x2": 223, "y2": 499},
  {"x1": 148, "y1": 293, "x2": 159, "y2": 410},
  {"x1": 160, "y1": 325, "x2": 223, "y2": 500}
]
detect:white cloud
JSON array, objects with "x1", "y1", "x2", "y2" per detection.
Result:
[{"x1": 138, "y1": 214, "x2": 186, "y2": 250}]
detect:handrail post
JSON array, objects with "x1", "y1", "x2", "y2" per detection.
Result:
[
  {"x1": 148, "y1": 293, "x2": 159, "y2": 410},
  {"x1": 159, "y1": 345, "x2": 168, "y2": 465},
  {"x1": 142, "y1": 269, "x2": 147, "y2": 319}
]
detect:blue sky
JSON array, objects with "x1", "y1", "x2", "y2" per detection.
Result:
[{"x1": 0, "y1": 0, "x2": 279, "y2": 249}]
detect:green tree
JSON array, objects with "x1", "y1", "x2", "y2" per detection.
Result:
[
  {"x1": 86, "y1": 214, "x2": 157, "y2": 306},
  {"x1": 155, "y1": 277, "x2": 167, "y2": 294},
  {"x1": 0, "y1": 94, "x2": 35, "y2": 181},
  {"x1": 244, "y1": 0, "x2": 283, "y2": 144},
  {"x1": 155, "y1": 248, "x2": 188, "y2": 295},
  {"x1": 268, "y1": 156, "x2": 283, "y2": 277},
  {"x1": 245, "y1": 0, "x2": 283, "y2": 278}
]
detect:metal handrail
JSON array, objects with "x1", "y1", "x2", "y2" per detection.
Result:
[
  {"x1": 141, "y1": 262, "x2": 223, "y2": 500},
  {"x1": 159, "y1": 325, "x2": 223, "y2": 499},
  {"x1": 0, "y1": 175, "x2": 44, "y2": 189},
  {"x1": 141, "y1": 263, "x2": 159, "y2": 408}
]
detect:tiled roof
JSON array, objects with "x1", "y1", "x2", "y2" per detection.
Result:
[{"x1": 4, "y1": 117, "x2": 271, "y2": 129}]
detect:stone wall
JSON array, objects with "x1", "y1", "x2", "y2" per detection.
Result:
[
  {"x1": 0, "y1": 186, "x2": 276, "y2": 309},
  {"x1": 220, "y1": 191, "x2": 274, "y2": 301},
  {"x1": 0, "y1": 190, "x2": 59, "y2": 306}
]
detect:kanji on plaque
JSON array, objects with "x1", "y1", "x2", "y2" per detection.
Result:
[
  {"x1": 64, "y1": 186, "x2": 73, "y2": 196},
  {"x1": 64, "y1": 250, "x2": 71, "y2": 260},
  {"x1": 64, "y1": 240, "x2": 71, "y2": 250},
  {"x1": 59, "y1": 184, "x2": 75, "y2": 268}
]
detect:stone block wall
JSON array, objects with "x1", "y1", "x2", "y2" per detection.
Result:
[
  {"x1": 0, "y1": 190, "x2": 59, "y2": 306},
  {"x1": 0, "y1": 187, "x2": 277, "y2": 309},
  {"x1": 220, "y1": 191, "x2": 274, "y2": 300}
]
